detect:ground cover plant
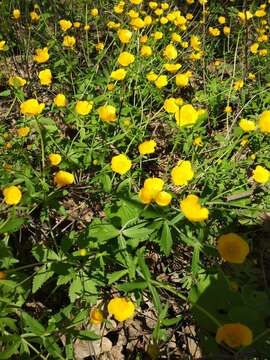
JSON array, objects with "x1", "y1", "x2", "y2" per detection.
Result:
[{"x1": 0, "y1": 0, "x2": 270, "y2": 358}]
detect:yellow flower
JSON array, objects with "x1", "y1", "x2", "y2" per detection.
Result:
[
  {"x1": 163, "y1": 98, "x2": 179, "y2": 113},
  {"x1": 49, "y1": 154, "x2": 62, "y2": 166},
  {"x1": 3, "y1": 186, "x2": 22, "y2": 205},
  {"x1": 143, "y1": 178, "x2": 164, "y2": 199},
  {"x1": 175, "y1": 104, "x2": 198, "y2": 127},
  {"x1": 20, "y1": 99, "x2": 45, "y2": 116},
  {"x1": 217, "y1": 233, "x2": 249, "y2": 264},
  {"x1": 118, "y1": 51, "x2": 135, "y2": 67},
  {"x1": 54, "y1": 171, "x2": 74, "y2": 187},
  {"x1": 152, "y1": 31, "x2": 163, "y2": 40},
  {"x1": 239, "y1": 119, "x2": 256, "y2": 132},
  {"x1": 33, "y1": 47, "x2": 50, "y2": 63},
  {"x1": 248, "y1": 72, "x2": 256, "y2": 80},
  {"x1": 250, "y1": 43, "x2": 259, "y2": 54},
  {"x1": 140, "y1": 45, "x2": 152, "y2": 57},
  {"x1": 234, "y1": 79, "x2": 244, "y2": 91},
  {"x1": 59, "y1": 19, "x2": 72, "y2": 31},
  {"x1": 73, "y1": 21, "x2": 81, "y2": 28},
  {"x1": 224, "y1": 105, "x2": 232, "y2": 113},
  {"x1": 223, "y1": 26, "x2": 231, "y2": 35},
  {"x1": 175, "y1": 72, "x2": 191, "y2": 87},
  {"x1": 111, "y1": 68, "x2": 127, "y2": 81},
  {"x1": 30, "y1": 11, "x2": 40, "y2": 22},
  {"x1": 17, "y1": 127, "x2": 30, "y2": 137},
  {"x1": 91, "y1": 8, "x2": 99, "y2": 16},
  {"x1": 216, "y1": 323, "x2": 253, "y2": 348},
  {"x1": 258, "y1": 110, "x2": 270, "y2": 133},
  {"x1": 138, "y1": 140, "x2": 156, "y2": 155},
  {"x1": 144, "y1": 15, "x2": 152, "y2": 25},
  {"x1": 96, "y1": 42, "x2": 104, "y2": 51},
  {"x1": 218, "y1": 16, "x2": 226, "y2": 24},
  {"x1": 12, "y1": 9, "x2": 21, "y2": 20},
  {"x1": 155, "y1": 191, "x2": 172, "y2": 206},
  {"x1": 54, "y1": 94, "x2": 67, "y2": 107},
  {"x1": 130, "y1": 17, "x2": 145, "y2": 29},
  {"x1": 209, "y1": 27, "x2": 220, "y2": 36},
  {"x1": 0, "y1": 40, "x2": 6, "y2": 51},
  {"x1": 193, "y1": 136, "x2": 203, "y2": 147},
  {"x1": 117, "y1": 29, "x2": 132, "y2": 43},
  {"x1": 252, "y1": 165, "x2": 269, "y2": 184},
  {"x1": 146, "y1": 71, "x2": 158, "y2": 82},
  {"x1": 75, "y1": 101, "x2": 93, "y2": 116},
  {"x1": 111, "y1": 154, "x2": 132, "y2": 175},
  {"x1": 63, "y1": 35, "x2": 76, "y2": 48},
  {"x1": 180, "y1": 194, "x2": 209, "y2": 222},
  {"x1": 38, "y1": 69, "x2": 52, "y2": 86},
  {"x1": 84, "y1": 24, "x2": 90, "y2": 31},
  {"x1": 90, "y1": 308, "x2": 104, "y2": 324},
  {"x1": 108, "y1": 297, "x2": 135, "y2": 321},
  {"x1": 238, "y1": 11, "x2": 253, "y2": 21},
  {"x1": 155, "y1": 75, "x2": 168, "y2": 89},
  {"x1": 190, "y1": 35, "x2": 201, "y2": 50},
  {"x1": 8, "y1": 76, "x2": 26, "y2": 87},
  {"x1": 98, "y1": 105, "x2": 117, "y2": 122},
  {"x1": 107, "y1": 83, "x2": 115, "y2": 91},
  {"x1": 140, "y1": 35, "x2": 148, "y2": 44},
  {"x1": 163, "y1": 44, "x2": 178, "y2": 60},
  {"x1": 139, "y1": 188, "x2": 153, "y2": 204},
  {"x1": 164, "y1": 63, "x2": 182, "y2": 73},
  {"x1": 171, "y1": 32, "x2": 182, "y2": 42},
  {"x1": 130, "y1": 0, "x2": 142, "y2": 4},
  {"x1": 171, "y1": 161, "x2": 194, "y2": 186}
]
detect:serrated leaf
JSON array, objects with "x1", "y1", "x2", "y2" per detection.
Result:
[
  {"x1": 0, "y1": 217, "x2": 26, "y2": 234},
  {"x1": 123, "y1": 223, "x2": 153, "y2": 238},
  {"x1": 77, "y1": 330, "x2": 100, "y2": 341},
  {"x1": 32, "y1": 265, "x2": 54, "y2": 294},
  {"x1": 88, "y1": 223, "x2": 119, "y2": 242},
  {"x1": 69, "y1": 277, "x2": 82, "y2": 303},
  {"x1": 0, "y1": 337, "x2": 20, "y2": 359},
  {"x1": 43, "y1": 336, "x2": 63, "y2": 358},
  {"x1": 108, "y1": 269, "x2": 129, "y2": 285},
  {"x1": 21, "y1": 312, "x2": 45, "y2": 335},
  {"x1": 160, "y1": 222, "x2": 173, "y2": 256}
]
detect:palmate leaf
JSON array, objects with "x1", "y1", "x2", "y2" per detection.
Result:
[{"x1": 21, "y1": 312, "x2": 45, "y2": 335}]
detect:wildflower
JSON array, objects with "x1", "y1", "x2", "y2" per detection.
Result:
[
  {"x1": 180, "y1": 194, "x2": 209, "y2": 222},
  {"x1": 54, "y1": 94, "x2": 67, "y2": 107},
  {"x1": 0, "y1": 41, "x2": 6, "y2": 51},
  {"x1": 96, "y1": 42, "x2": 104, "y2": 51},
  {"x1": 146, "y1": 71, "x2": 158, "y2": 82},
  {"x1": 30, "y1": 11, "x2": 40, "y2": 22},
  {"x1": 218, "y1": 16, "x2": 226, "y2": 24},
  {"x1": 117, "y1": 29, "x2": 132, "y2": 43},
  {"x1": 224, "y1": 105, "x2": 232, "y2": 113},
  {"x1": 193, "y1": 136, "x2": 203, "y2": 147},
  {"x1": 216, "y1": 323, "x2": 253, "y2": 348},
  {"x1": 258, "y1": 110, "x2": 270, "y2": 133},
  {"x1": 17, "y1": 127, "x2": 30, "y2": 137},
  {"x1": 130, "y1": 0, "x2": 142, "y2": 4},
  {"x1": 140, "y1": 45, "x2": 152, "y2": 57},
  {"x1": 63, "y1": 35, "x2": 76, "y2": 48},
  {"x1": 130, "y1": 18, "x2": 145, "y2": 29},
  {"x1": 20, "y1": 99, "x2": 45, "y2": 116},
  {"x1": 239, "y1": 119, "x2": 256, "y2": 132},
  {"x1": 171, "y1": 161, "x2": 194, "y2": 186},
  {"x1": 163, "y1": 44, "x2": 178, "y2": 60},
  {"x1": 90, "y1": 308, "x2": 104, "y2": 324},
  {"x1": 164, "y1": 98, "x2": 179, "y2": 113},
  {"x1": 240, "y1": 137, "x2": 248, "y2": 146},
  {"x1": 217, "y1": 233, "x2": 249, "y2": 264},
  {"x1": 234, "y1": 80, "x2": 244, "y2": 91},
  {"x1": 155, "y1": 191, "x2": 172, "y2": 206},
  {"x1": 49, "y1": 154, "x2": 62, "y2": 166},
  {"x1": 250, "y1": 43, "x2": 259, "y2": 54},
  {"x1": 155, "y1": 75, "x2": 168, "y2": 89},
  {"x1": 75, "y1": 101, "x2": 93, "y2": 116},
  {"x1": 175, "y1": 104, "x2": 198, "y2": 127},
  {"x1": 59, "y1": 19, "x2": 72, "y2": 31},
  {"x1": 54, "y1": 171, "x2": 74, "y2": 187},
  {"x1": 118, "y1": 51, "x2": 135, "y2": 67},
  {"x1": 111, "y1": 68, "x2": 127, "y2": 81},
  {"x1": 79, "y1": 249, "x2": 87, "y2": 256},
  {"x1": 33, "y1": 47, "x2": 50, "y2": 63},
  {"x1": 140, "y1": 35, "x2": 148, "y2": 44},
  {"x1": 84, "y1": 24, "x2": 90, "y2": 31},
  {"x1": 3, "y1": 186, "x2": 22, "y2": 205},
  {"x1": 152, "y1": 31, "x2": 163, "y2": 40},
  {"x1": 38, "y1": 69, "x2": 52, "y2": 86},
  {"x1": 209, "y1": 27, "x2": 220, "y2": 36},
  {"x1": 8, "y1": 76, "x2": 26, "y2": 87},
  {"x1": 111, "y1": 154, "x2": 132, "y2": 175},
  {"x1": 223, "y1": 26, "x2": 231, "y2": 35},
  {"x1": 98, "y1": 105, "x2": 117, "y2": 122},
  {"x1": 12, "y1": 9, "x2": 21, "y2": 20},
  {"x1": 171, "y1": 33, "x2": 181, "y2": 43},
  {"x1": 190, "y1": 35, "x2": 201, "y2": 51},
  {"x1": 73, "y1": 21, "x2": 81, "y2": 28},
  {"x1": 138, "y1": 140, "x2": 156, "y2": 155},
  {"x1": 252, "y1": 165, "x2": 269, "y2": 184},
  {"x1": 107, "y1": 83, "x2": 115, "y2": 91},
  {"x1": 164, "y1": 63, "x2": 182, "y2": 73},
  {"x1": 238, "y1": 11, "x2": 253, "y2": 21},
  {"x1": 108, "y1": 297, "x2": 135, "y2": 321},
  {"x1": 91, "y1": 8, "x2": 99, "y2": 16},
  {"x1": 176, "y1": 72, "x2": 191, "y2": 87}
]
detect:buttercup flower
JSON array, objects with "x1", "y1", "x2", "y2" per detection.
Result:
[
  {"x1": 258, "y1": 110, "x2": 270, "y2": 133},
  {"x1": 111, "y1": 154, "x2": 132, "y2": 175},
  {"x1": 17, "y1": 127, "x2": 30, "y2": 137},
  {"x1": 38, "y1": 69, "x2": 52, "y2": 86},
  {"x1": 217, "y1": 233, "x2": 249, "y2": 264},
  {"x1": 54, "y1": 94, "x2": 67, "y2": 107},
  {"x1": 155, "y1": 75, "x2": 168, "y2": 89},
  {"x1": 118, "y1": 51, "x2": 135, "y2": 66},
  {"x1": 140, "y1": 178, "x2": 165, "y2": 202},
  {"x1": 0, "y1": 41, "x2": 6, "y2": 51},
  {"x1": 59, "y1": 19, "x2": 72, "y2": 31},
  {"x1": 108, "y1": 297, "x2": 135, "y2": 321},
  {"x1": 111, "y1": 68, "x2": 127, "y2": 81},
  {"x1": 12, "y1": 9, "x2": 21, "y2": 20},
  {"x1": 8, "y1": 76, "x2": 26, "y2": 87},
  {"x1": 75, "y1": 101, "x2": 93, "y2": 115},
  {"x1": 30, "y1": 11, "x2": 40, "y2": 22},
  {"x1": 49, "y1": 154, "x2": 62, "y2": 166},
  {"x1": 63, "y1": 35, "x2": 76, "y2": 48},
  {"x1": 239, "y1": 119, "x2": 256, "y2": 132},
  {"x1": 117, "y1": 29, "x2": 132, "y2": 43},
  {"x1": 91, "y1": 8, "x2": 99, "y2": 16},
  {"x1": 3, "y1": 186, "x2": 22, "y2": 205},
  {"x1": 180, "y1": 194, "x2": 209, "y2": 222},
  {"x1": 216, "y1": 323, "x2": 253, "y2": 348},
  {"x1": 20, "y1": 99, "x2": 45, "y2": 116},
  {"x1": 33, "y1": 47, "x2": 50, "y2": 63},
  {"x1": 155, "y1": 191, "x2": 172, "y2": 206},
  {"x1": 98, "y1": 105, "x2": 117, "y2": 122},
  {"x1": 171, "y1": 161, "x2": 194, "y2": 186},
  {"x1": 163, "y1": 44, "x2": 178, "y2": 60},
  {"x1": 139, "y1": 187, "x2": 153, "y2": 204},
  {"x1": 54, "y1": 171, "x2": 74, "y2": 187},
  {"x1": 164, "y1": 63, "x2": 182, "y2": 73},
  {"x1": 164, "y1": 98, "x2": 179, "y2": 113},
  {"x1": 138, "y1": 140, "x2": 157, "y2": 155},
  {"x1": 252, "y1": 165, "x2": 269, "y2": 184},
  {"x1": 140, "y1": 45, "x2": 152, "y2": 57},
  {"x1": 176, "y1": 72, "x2": 191, "y2": 87},
  {"x1": 90, "y1": 308, "x2": 104, "y2": 324},
  {"x1": 175, "y1": 104, "x2": 198, "y2": 127}
]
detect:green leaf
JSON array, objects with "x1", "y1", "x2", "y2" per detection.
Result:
[
  {"x1": 77, "y1": 330, "x2": 100, "y2": 341},
  {"x1": 160, "y1": 222, "x2": 172, "y2": 256},
  {"x1": 108, "y1": 269, "x2": 129, "y2": 285},
  {"x1": 69, "y1": 277, "x2": 82, "y2": 303},
  {"x1": 138, "y1": 254, "x2": 151, "y2": 281},
  {"x1": 191, "y1": 244, "x2": 201, "y2": 275},
  {"x1": 123, "y1": 223, "x2": 153, "y2": 239},
  {"x1": 32, "y1": 265, "x2": 54, "y2": 294},
  {"x1": 100, "y1": 174, "x2": 112, "y2": 193},
  {"x1": 88, "y1": 223, "x2": 119, "y2": 242},
  {"x1": 21, "y1": 312, "x2": 45, "y2": 335},
  {"x1": 117, "y1": 281, "x2": 147, "y2": 292},
  {"x1": 0, "y1": 90, "x2": 11, "y2": 97},
  {"x1": 0, "y1": 217, "x2": 26, "y2": 234},
  {"x1": 0, "y1": 337, "x2": 20, "y2": 359},
  {"x1": 43, "y1": 336, "x2": 63, "y2": 358},
  {"x1": 162, "y1": 316, "x2": 182, "y2": 327}
]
